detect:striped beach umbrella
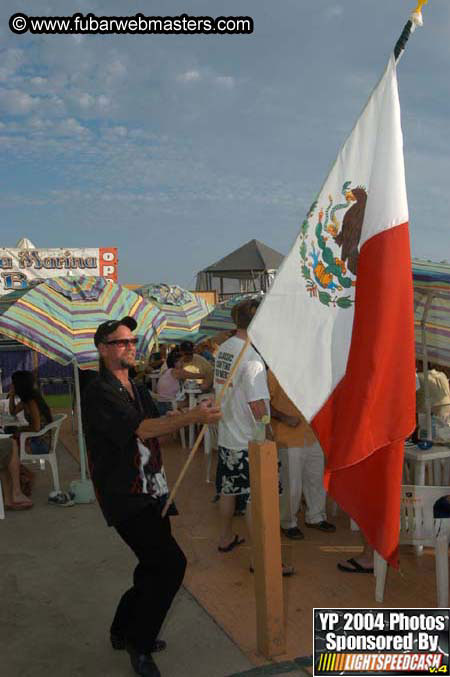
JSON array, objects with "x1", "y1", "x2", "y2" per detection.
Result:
[
  {"x1": 195, "y1": 292, "x2": 264, "y2": 338},
  {"x1": 0, "y1": 276, "x2": 167, "y2": 369},
  {"x1": 136, "y1": 283, "x2": 212, "y2": 343},
  {"x1": 413, "y1": 259, "x2": 450, "y2": 367},
  {"x1": 0, "y1": 276, "x2": 167, "y2": 496}
]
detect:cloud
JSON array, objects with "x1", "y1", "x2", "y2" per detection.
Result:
[
  {"x1": 102, "y1": 125, "x2": 128, "y2": 139},
  {"x1": 0, "y1": 0, "x2": 448, "y2": 283},
  {"x1": 177, "y1": 70, "x2": 201, "y2": 83},
  {"x1": 0, "y1": 48, "x2": 25, "y2": 82},
  {"x1": 215, "y1": 76, "x2": 235, "y2": 89},
  {"x1": 29, "y1": 76, "x2": 48, "y2": 89},
  {"x1": 177, "y1": 69, "x2": 235, "y2": 90},
  {"x1": 68, "y1": 91, "x2": 112, "y2": 113},
  {"x1": 75, "y1": 92, "x2": 95, "y2": 109},
  {"x1": 56, "y1": 117, "x2": 89, "y2": 136},
  {"x1": 0, "y1": 88, "x2": 38, "y2": 115},
  {"x1": 324, "y1": 5, "x2": 343, "y2": 20},
  {"x1": 104, "y1": 58, "x2": 127, "y2": 82},
  {"x1": 27, "y1": 117, "x2": 52, "y2": 130}
]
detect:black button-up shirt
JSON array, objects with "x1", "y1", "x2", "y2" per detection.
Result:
[{"x1": 82, "y1": 366, "x2": 167, "y2": 526}]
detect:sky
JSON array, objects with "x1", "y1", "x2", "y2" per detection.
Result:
[{"x1": 0, "y1": 0, "x2": 449, "y2": 288}]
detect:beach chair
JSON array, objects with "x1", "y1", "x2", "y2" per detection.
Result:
[
  {"x1": 148, "y1": 393, "x2": 186, "y2": 448},
  {"x1": 19, "y1": 413, "x2": 67, "y2": 493},
  {"x1": 374, "y1": 485, "x2": 450, "y2": 607},
  {"x1": 196, "y1": 393, "x2": 218, "y2": 482}
]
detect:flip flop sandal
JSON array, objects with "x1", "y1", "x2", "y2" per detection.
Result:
[
  {"x1": 7, "y1": 501, "x2": 33, "y2": 511},
  {"x1": 337, "y1": 557, "x2": 374, "y2": 574},
  {"x1": 218, "y1": 534, "x2": 245, "y2": 552},
  {"x1": 249, "y1": 564, "x2": 295, "y2": 577}
]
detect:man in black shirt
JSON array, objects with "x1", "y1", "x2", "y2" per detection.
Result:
[{"x1": 82, "y1": 317, "x2": 221, "y2": 677}]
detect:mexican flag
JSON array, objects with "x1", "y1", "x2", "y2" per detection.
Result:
[{"x1": 249, "y1": 55, "x2": 416, "y2": 566}]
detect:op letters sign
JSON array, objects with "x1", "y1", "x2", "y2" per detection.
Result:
[{"x1": 0, "y1": 247, "x2": 118, "y2": 295}]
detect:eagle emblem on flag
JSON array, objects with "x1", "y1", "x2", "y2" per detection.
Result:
[{"x1": 299, "y1": 181, "x2": 367, "y2": 308}]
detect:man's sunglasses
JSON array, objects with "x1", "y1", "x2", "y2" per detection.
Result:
[{"x1": 104, "y1": 338, "x2": 138, "y2": 347}]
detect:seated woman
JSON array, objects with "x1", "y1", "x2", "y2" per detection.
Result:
[
  {"x1": 156, "y1": 349, "x2": 204, "y2": 415},
  {"x1": 3, "y1": 371, "x2": 53, "y2": 509}
]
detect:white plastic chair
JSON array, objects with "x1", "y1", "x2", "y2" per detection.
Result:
[
  {"x1": 403, "y1": 446, "x2": 450, "y2": 486},
  {"x1": 149, "y1": 393, "x2": 186, "y2": 448},
  {"x1": 374, "y1": 485, "x2": 450, "y2": 607},
  {"x1": 196, "y1": 393, "x2": 218, "y2": 482},
  {"x1": 19, "y1": 413, "x2": 67, "y2": 493}
]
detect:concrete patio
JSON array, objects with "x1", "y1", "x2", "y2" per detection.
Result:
[{"x1": 1, "y1": 413, "x2": 442, "y2": 676}]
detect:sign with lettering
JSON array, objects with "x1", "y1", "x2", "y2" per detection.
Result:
[
  {"x1": 314, "y1": 608, "x2": 449, "y2": 676},
  {"x1": 0, "y1": 247, "x2": 118, "y2": 294}
]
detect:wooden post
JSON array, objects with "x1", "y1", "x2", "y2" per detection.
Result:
[
  {"x1": 32, "y1": 350, "x2": 39, "y2": 381},
  {"x1": 248, "y1": 438, "x2": 285, "y2": 658}
]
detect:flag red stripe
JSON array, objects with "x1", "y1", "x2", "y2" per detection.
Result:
[{"x1": 312, "y1": 222, "x2": 416, "y2": 566}]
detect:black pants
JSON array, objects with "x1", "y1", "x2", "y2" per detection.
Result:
[{"x1": 111, "y1": 503, "x2": 187, "y2": 653}]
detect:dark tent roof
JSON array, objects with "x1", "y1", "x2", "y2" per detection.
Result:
[{"x1": 201, "y1": 239, "x2": 284, "y2": 277}]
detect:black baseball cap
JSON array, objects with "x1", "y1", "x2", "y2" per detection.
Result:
[{"x1": 94, "y1": 316, "x2": 137, "y2": 347}]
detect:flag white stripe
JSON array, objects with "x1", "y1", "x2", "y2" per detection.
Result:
[{"x1": 249, "y1": 56, "x2": 408, "y2": 421}]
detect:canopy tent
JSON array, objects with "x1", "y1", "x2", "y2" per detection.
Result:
[
  {"x1": 412, "y1": 258, "x2": 450, "y2": 440},
  {"x1": 15, "y1": 237, "x2": 36, "y2": 249},
  {"x1": 195, "y1": 239, "x2": 284, "y2": 297},
  {"x1": 0, "y1": 337, "x2": 72, "y2": 396}
]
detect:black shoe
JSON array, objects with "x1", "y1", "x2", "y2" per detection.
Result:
[
  {"x1": 281, "y1": 526, "x2": 304, "y2": 540},
  {"x1": 305, "y1": 520, "x2": 336, "y2": 533},
  {"x1": 111, "y1": 634, "x2": 166, "y2": 653},
  {"x1": 127, "y1": 647, "x2": 161, "y2": 677}
]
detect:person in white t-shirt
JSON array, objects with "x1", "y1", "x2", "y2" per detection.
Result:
[
  {"x1": 214, "y1": 299, "x2": 295, "y2": 579},
  {"x1": 214, "y1": 299, "x2": 270, "y2": 555}
]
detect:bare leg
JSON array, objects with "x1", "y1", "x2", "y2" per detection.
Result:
[
  {"x1": 218, "y1": 494, "x2": 237, "y2": 549},
  {"x1": 357, "y1": 539, "x2": 374, "y2": 567},
  {"x1": 338, "y1": 534, "x2": 373, "y2": 570},
  {"x1": 8, "y1": 440, "x2": 32, "y2": 505},
  {"x1": 0, "y1": 469, "x2": 13, "y2": 506}
]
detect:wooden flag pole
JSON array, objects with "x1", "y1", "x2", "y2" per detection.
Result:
[{"x1": 162, "y1": 336, "x2": 251, "y2": 518}]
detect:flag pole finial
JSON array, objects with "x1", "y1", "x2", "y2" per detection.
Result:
[
  {"x1": 394, "y1": 0, "x2": 427, "y2": 61},
  {"x1": 410, "y1": 0, "x2": 428, "y2": 27},
  {"x1": 413, "y1": 0, "x2": 428, "y2": 14}
]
